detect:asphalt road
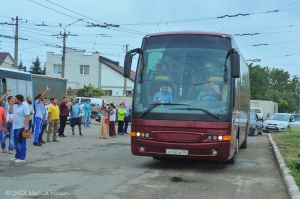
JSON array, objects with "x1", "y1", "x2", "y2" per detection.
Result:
[{"x1": 0, "y1": 121, "x2": 288, "y2": 199}]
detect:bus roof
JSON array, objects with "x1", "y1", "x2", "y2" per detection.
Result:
[{"x1": 144, "y1": 31, "x2": 232, "y2": 39}]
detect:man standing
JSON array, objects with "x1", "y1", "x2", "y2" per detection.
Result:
[
  {"x1": 0, "y1": 101, "x2": 7, "y2": 153},
  {"x1": 39, "y1": 97, "x2": 50, "y2": 144},
  {"x1": 6, "y1": 96, "x2": 14, "y2": 154},
  {"x1": 69, "y1": 98, "x2": 82, "y2": 136},
  {"x1": 83, "y1": 99, "x2": 91, "y2": 127},
  {"x1": 117, "y1": 103, "x2": 127, "y2": 135},
  {"x1": 33, "y1": 86, "x2": 50, "y2": 146},
  {"x1": 26, "y1": 97, "x2": 34, "y2": 135},
  {"x1": 59, "y1": 97, "x2": 72, "y2": 137},
  {"x1": 122, "y1": 101, "x2": 131, "y2": 134},
  {"x1": 47, "y1": 98, "x2": 60, "y2": 142},
  {"x1": 9, "y1": 94, "x2": 30, "y2": 163}
]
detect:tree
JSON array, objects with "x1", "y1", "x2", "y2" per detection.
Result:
[
  {"x1": 29, "y1": 57, "x2": 43, "y2": 74},
  {"x1": 77, "y1": 84, "x2": 106, "y2": 97},
  {"x1": 18, "y1": 60, "x2": 24, "y2": 70},
  {"x1": 249, "y1": 64, "x2": 300, "y2": 113}
]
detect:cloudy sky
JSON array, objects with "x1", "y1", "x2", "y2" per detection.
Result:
[{"x1": 1, "y1": 0, "x2": 300, "y2": 76}]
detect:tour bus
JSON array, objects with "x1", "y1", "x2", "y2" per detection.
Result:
[
  {"x1": 123, "y1": 31, "x2": 250, "y2": 164},
  {"x1": 0, "y1": 67, "x2": 33, "y2": 99}
]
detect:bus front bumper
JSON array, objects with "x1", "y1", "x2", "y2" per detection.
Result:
[{"x1": 131, "y1": 138, "x2": 231, "y2": 161}]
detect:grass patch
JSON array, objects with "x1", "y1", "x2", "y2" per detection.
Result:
[{"x1": 272, "y1": 129, "x2": 300, "y2": 188}]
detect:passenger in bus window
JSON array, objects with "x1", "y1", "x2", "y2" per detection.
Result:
[
  {"x1": 197, "y1": 78, "x2": 221, "y2": 101},
  {"x1": 153, "y1": 83, "x2": 173, "y2": 103}
]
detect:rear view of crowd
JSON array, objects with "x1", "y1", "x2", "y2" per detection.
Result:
[{"x1": 0, "y1": 87, "x2": 132, "y2": 164}]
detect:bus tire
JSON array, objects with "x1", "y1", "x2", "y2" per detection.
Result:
[
  {"x1": 240, "y1": 135, "x2": 247, "y2": 149},
  {"x1": 227, "y1": 138, "x2": 238, "y2": 164}
]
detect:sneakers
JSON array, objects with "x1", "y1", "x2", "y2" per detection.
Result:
[
  {"x1": 10, "y1": 158, "x2": 17, "y2": 162},
  {"x1": 2, "y1": 149, "x2": 7, "y2": 153},
  {"x1": 14, "y1": 159, "x2": 25, "y2": 163},
  {"x1": 33, "y1": 143, "x2": 42, "y2": 146},
  {"x1": 59, "y1": 135, "x2": 64, "y2": 138},
  {"x1": 40, "y1": 140, "x2": 46, "y2": 144},
  {"x1": 9, "y1": 151, "x2": 13, "y2": 154},
  {"x1": 47, "y1": 140, "x2": 51, "y2": 143},
  {"x1": 52, "y1": 140, "x2": 59, "y2": 142}
]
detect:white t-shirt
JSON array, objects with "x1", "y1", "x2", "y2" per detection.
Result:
[{"x1": 109, "y1": 108, "x2": 116, "y2": 122}]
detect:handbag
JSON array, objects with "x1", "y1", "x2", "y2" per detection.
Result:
[
  {"x1": 22, "y1": 128, "x2": 30, "y2": 138},
  {"x1": 104, "y1": 117, "x2": 109, "y2": 123}
]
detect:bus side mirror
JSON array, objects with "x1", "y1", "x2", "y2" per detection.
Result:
[
  {"x1": 124, "y1": 53, "x2": 133, "y2": 78},
  {"x1": 124, "y1": 48, "x2": 142, "y2": 78},
  {"x1": 231, "y1": 52, "x2": 240, "y2": 78}
]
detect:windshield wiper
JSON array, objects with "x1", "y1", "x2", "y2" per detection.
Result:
[
  {"x1": 193, "y1": 81, "x2": 210, "y2": 86},
  {"x1": 140, "y1": 103, "x2": 189, "y2": 118},
  {"x1": 169, "y1": 107, "x2": 220, "y2": 121}
]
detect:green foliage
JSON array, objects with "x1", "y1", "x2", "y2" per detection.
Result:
[
  {"x1": 77, "y1": 84, "x2": 106, "y2": 97},
  {"x1": 249, "y1": 64, "x2": 300, "y2": 113},
  {"x1": 272, "y1": 130, "x2": 300, "y2": 188},
  {"x1": 29, "y1": 57, "x2": 43, "y2": 74},
  {"x1": 18, "y1": 60, "x2": 24, "y2": 70}
]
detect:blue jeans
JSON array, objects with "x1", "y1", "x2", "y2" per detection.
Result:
[
  {"x1": 0, "y1": 125, "x2": 7, "y2": 149},
  {"x1": 84, "y1": 113, "x2": 90, "y2": 127},
  {"x1": 14, "y1": 128, "x2": 26, "y2": 160},
  {"x1": 123, "y1": 116, "x2": 129, "y2": 133},
  {"x1": 33, "y1": 117, "x2": 43, "y2": 144},
  {"x1": 7, "y1": 123, "x2": 14, "y2": 151}
]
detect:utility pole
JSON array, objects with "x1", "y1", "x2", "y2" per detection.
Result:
[
  {"x1": 123, "y1": 44, "x2": 129, "y2": 96},
  {"x1": 13, "y1": 16, "x2": 22, "y2": 68},
  {"x1": 52, "y1": 19, "x2": 82, "y2": 78},
  {"x1": 5, "y1": 17, "x2": 27, "y2": 68}
]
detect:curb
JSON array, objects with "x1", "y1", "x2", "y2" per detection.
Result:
[{"x1": 268, "y1": 134, "x2": 300, "y2": 199}]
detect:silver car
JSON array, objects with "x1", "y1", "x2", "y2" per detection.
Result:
[
  {"x1": 290, "y1": 115, "x2": 300, "y2": 129},
  {"x1": 262, "y1": 113, "x2": 293, "y2": 132}
]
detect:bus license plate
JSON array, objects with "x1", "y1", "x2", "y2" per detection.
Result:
[{"x1": 166, "y1": 149, "x2": 188, "y2": 155}]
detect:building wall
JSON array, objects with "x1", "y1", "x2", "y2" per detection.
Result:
[
  {"x1": 99, "y1": 62, "x2": 134, "y2": 96},
  {"x1": 0, "y1": 56, "x2": 15, "y2": 69},
  {"x1": 46, "y1": 51, "x2": 134, "y2": 96}
]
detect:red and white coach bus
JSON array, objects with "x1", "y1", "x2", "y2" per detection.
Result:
[{"x1": 124, "y1": 31, "x2": 250, "y2": 164}]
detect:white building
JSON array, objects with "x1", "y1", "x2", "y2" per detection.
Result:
[
  {"x1": 46, "y1": 51, "x2": 135, "y2": 96},
  {"x1": 0, "y1": 52, "x2": 15, "y2": 69}
]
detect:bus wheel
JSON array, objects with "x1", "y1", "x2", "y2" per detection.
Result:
[
  {"x1": 240, "y1": 135, "x2": 247, "y2": 149},
  {"x1": 227, "y1": 138, "x2": 238, "y2": 164}
]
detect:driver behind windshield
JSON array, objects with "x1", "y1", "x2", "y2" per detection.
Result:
[
  {"x1": 197, "y1": 77, "x2": 221, "y2": 101},
  {"x1": 153, "y1": 83, "x2": 173, "y2": 103}
]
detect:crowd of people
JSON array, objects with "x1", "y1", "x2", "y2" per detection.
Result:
[{"x1": 0, "y1": 87, "x2": 132, "y2": 164}]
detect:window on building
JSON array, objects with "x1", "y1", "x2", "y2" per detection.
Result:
[
  {"x1": 54, "y1": 64, "x2": 62, "y2": 75},
  {"x1": 80, "y1": 65, "x2": 89, "y2": 75},
  {"x1": 126, "y1": 90, "x2": 133, "y2": 96},
  {"x1": 106, "y1": 90, "x2": 112, "y2": 96}
]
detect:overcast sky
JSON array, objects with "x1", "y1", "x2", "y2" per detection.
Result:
[{"x1": 1, "y1": 0, "x2": 300, "y2": 76}]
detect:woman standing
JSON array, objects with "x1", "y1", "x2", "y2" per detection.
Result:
[{"x1": 99, "y1": 97, "x2": 110, "y2": 139}]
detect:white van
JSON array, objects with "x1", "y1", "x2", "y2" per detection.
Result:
[
  {"x1": 75, "y1": 97, "x2": 103, "y2": 106},
  {"x1": 250, "y1": 107, "x2": 263, "y2": 119}
]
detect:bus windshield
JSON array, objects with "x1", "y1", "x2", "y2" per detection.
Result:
[{"x1": 133, "y1": 34, "x2": 232, "y2": 121}]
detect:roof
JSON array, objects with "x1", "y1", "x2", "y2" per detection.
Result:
[
  {"x1": 0, "y1": 52, "x2": 14, "y2": 66},
  {"x1": 98, "y1": 56, "x2": 135, "y2": 81},
  {"x1": 145, "y1": 31, "x2": 232, "y2": 39}
]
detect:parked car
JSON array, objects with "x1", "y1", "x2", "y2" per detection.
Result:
[
  {"x1": 90, "y1": 103, "x2": 102, "y2": 119},
  {"x1": 290, "y1": 114, "x2": 300, "y2": 129},
  {"x1": 262, "y1": 113, "x2": 294, "y2": 132},
  {"x1": 248, "y1": 112, "x2": 263, "y2": 136},
  {"x1": 250, "y1": 107, "x2": 263, "y2": 119},
  {"x1": 95, "y1": 113, "x2": 102, "y2": 122}
]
